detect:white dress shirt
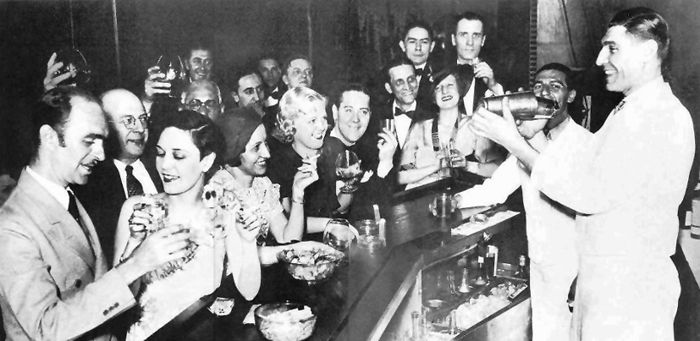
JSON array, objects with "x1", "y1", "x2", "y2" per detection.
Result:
[
  {"x1": 26, "y1": 166, "x2": 70, "y2": 210},
  {"x1": 392, "y1": 100, "x2": 417, "y2": 148},
  {"x1": 457, "y1": 123, "x2": 583, "y2": 341},
  {"x1": 531, "y1": 77, "x2": 694, "y2": 340},
  {"x1": 113, "y1": 159, "x2": 159, "y2": 197}
]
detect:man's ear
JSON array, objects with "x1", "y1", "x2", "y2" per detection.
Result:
[
  {"x1": 640, "y1": 39, "x2": 659, "y2": 63},
  {"x1": 39, "y1": 125, "x2": 58, "y2": 148},
  {"x1": 429, "y1": 41, "x2": 435, "y2": 53},
  {"x1": 200, "y1": 152, "x2": 216, "y2": 173},
  {"x1": 282, "y1": 74, "x2": 290, "y2": 86},
  {"x1": 232, "y1": 91, "x2": 240, "y2": 104},
  {"x1": 567, "y1": 89, "x2": 577, "y2": 104},
  {"x1": 399, "y1": 40, "x2": 406, "y2": 53},
  {"x1": 332, "y1": 104, "x2": 339, "y2": 123},
  {"x1": 451, "y1": 34, "x2": 456, "y2": 46},
  {"x1": 384, "y1": 83, "x2": 393, "y2": 95}
]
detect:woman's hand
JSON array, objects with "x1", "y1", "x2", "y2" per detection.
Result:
[
  {"x1": 235, "y1": 208, "x2": 263, "y2": 242},
  {"x1": 43, "y1": 52, "x2": 74, "y2": 91},
  {"x1": 128, "y1": 203, "x2": 153, "y2": 242},
  {"x1": 292, "y1": 162, "x2": 319, "y2": 194}
]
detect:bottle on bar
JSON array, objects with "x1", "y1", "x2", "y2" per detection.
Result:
[
  {"x1": 474, "y1": 256, "x2": 487, "y2": 286},
  {"x1": 516, "y1": 255, "x2": 528, "y2": 279}
]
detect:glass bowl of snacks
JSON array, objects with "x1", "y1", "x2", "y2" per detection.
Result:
[
  {"x1": 278, "y1": 243, "x2": 344, "y2": 284},
  {"x1": 255, "y1": 302, "x2": 317, "y2": 341}
]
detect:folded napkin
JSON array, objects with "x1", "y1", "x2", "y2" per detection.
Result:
[{"x1": 452, "y1": 210, "x2": 519, "y2": 236}]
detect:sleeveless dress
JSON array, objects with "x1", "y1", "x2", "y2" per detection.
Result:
[{"x1": 122, "y1": 196, "x2": 226, "y2": 341}]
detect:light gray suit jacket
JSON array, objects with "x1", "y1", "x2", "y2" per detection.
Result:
[{"x1": 0, "y1": 170, "x2": 136, "y2": 340}]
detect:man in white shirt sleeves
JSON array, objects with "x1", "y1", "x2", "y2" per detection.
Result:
[
  {"x1": 457, "y1": 63, "x2": 585, "y2": 341},
  {"x1": 469, "y1": 8, "x2": 694, "y2": 341}
]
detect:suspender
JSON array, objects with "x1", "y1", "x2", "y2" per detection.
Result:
[{"x1": 431, "y1": 115, "x2": 461, "y2": 152}]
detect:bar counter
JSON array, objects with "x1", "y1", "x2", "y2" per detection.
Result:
[{"x1": 183, "y1": 176, "x2": 528, "y2": 340}]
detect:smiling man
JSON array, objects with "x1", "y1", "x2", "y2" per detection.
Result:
[
  {"x1": 329, "y1": 84, "x2": 398, "y2": 219},
  {"x1": 0, "y1": 86, "x2": 190, "y2": 340},
  {"x1": 470, "y1": 8, "x2": 693, "y2": 340},
  {"x1": 457, "y1": 63, "x2": 581, "y2": 341},
  {"x1": 74, "y1": 89, "x2": 162, "y2": 264}
]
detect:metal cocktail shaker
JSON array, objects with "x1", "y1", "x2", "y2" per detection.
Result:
[{"x1": 478, "y1": 91, "x2": 558, "y2": 120}]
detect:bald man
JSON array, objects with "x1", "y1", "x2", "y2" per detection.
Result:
[
  {"x1": 182, "y1": 79, "x2": 224, "y2": 121},
  {"x1": 73, "y1": 89, "x2": 162, "y2": 264}
]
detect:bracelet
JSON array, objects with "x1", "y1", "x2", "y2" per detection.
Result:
[{"x1": 292, "y1": 197, "x2": 304, "y2": 205}]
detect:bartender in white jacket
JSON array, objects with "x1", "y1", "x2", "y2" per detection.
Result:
[
  {"x1": 457, "y1": 62, "x2": 584, "y2": 341},
  {"x1": 469, "y1": 8, "x2": 694, "y2": 341}
]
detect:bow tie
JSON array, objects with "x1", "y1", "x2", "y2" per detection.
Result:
[
  {"x1": 395, "y1": 107, "x2": 415, "y2": 118},
  {"x1": 415, "y1": 68, "x2": 424, "y2": 74}
]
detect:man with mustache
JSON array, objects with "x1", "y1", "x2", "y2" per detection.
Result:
[
  {"x1": 457, "y1": 63, "x2": 581, "y2": 341},
  {"x1": 372, "y1": 58, "x2": 435, "y2": 189},
  {"x1": 0, "y1": 86, "x2": 191, "y2": 340},
  {"x1": 74, "y1": 88, "x2": 163, "y2": 264},
  {"x1": 471, "y1": 8, "x2": 693, "y2": 340}
]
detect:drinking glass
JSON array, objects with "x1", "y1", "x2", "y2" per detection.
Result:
[
  {"x1": 429, "y1": 193, "x2": 457, "y2": 218},
  {"x1": 380, "y1": 119, "x2": 396, "y2": 136},
  {"x1": 151, "y1": 55, "x2": 186, "y2": 98},
  {"x1": 54, "y1": 48, "x2": 91, "y2": 87},
  {"x1": 355, "y1": 219, "x2": 384, "y2": 253},
  {"x1": 322, "y1": 218, "x2": 358, "y2": 252},
  {"x1": 335, "y1": 150, "x2": 362, "y2": 193}
]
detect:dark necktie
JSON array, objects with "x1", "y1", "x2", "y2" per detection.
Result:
[
  {"x1": 415, "y1": 68, "x2": 424, "y2": 75},
  {"x1": 394, "y1": 107, "x2": 415, "y2": 119},
  {"x1": 125, "y1": 165, "x2": 144, "y2": 197},
  {"x1": 67, "y1": 190, "x2": 82, "y2": 225},
  {"x1": 67, "y1": 190, "x2": 96, "y2": 259}
]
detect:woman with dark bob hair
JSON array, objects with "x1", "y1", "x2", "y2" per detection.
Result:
[{"x1": 113, "y1": 109, "x2": 261, "y2": 340}]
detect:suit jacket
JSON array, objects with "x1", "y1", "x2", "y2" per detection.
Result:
[
  {"x1": 0, "y1": 170, "x2": 136, "y2": 340},
  {"x1": 415, "y1": 63, "x2": 438, "y2": 112},
  {"x1": 73, "y1": 159, "x2": 162, "y2": 265}
]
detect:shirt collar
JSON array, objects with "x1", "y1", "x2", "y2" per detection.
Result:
[
  {"x1": 26, "y1": 166, "x2": 70, "y2": 210},
  {"x1": 113, "y1": 158, "x2": 144, "y2": 171},
  {"x1": 330, "y1": 129, "x2": 354, "y2": 146},
  {"x1": 623, "y1": 76, "x2": 666, "y2": 105}
]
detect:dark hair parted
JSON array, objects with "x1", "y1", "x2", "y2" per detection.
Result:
[
  {"x1": 401, "y1": 20, "x2": 434, "y2": 41},
  {"x1": 31, "y1": 86, "x2": 101, "y2": 162},
  {"x1": 383, "y1": 57, "x2": 415, "y2": 85},
  {"x1": 282, "y1": 54, "x2": 312, "y2": 76},
  {"x1": 535, "y1": 63, "x2": 574, "y2": 88},
  {"x1": 153, "y1": 109, "x2": 224, "y2": 179},
  {"x1": 609, "y1": 7, "x2": 670, "y2": 63},
  {"x1": 332, "y1": 83, "x2": 371, "y2": 107},
  {"x1": 454, "y1": 11, "x2": 486, "y2": 34}
]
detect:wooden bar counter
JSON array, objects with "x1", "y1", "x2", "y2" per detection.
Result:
[{"x1": 189, "y1": 175, "x2": 529, "y2": 340}]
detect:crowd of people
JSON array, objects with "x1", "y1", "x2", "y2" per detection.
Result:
[{"x1": 0, "y1": 6, "x2": 693, "y2": 341}]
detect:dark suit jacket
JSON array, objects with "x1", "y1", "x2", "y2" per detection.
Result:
[
  {"x1": 73, "y1": 160, "x2": 162, "y2": 265},
  {"x1": 415, "y1": 63, "x2": 439, "y2": 112},
  {"x1": 0, "y1": 170, "x2": 136, "y2": 340}
]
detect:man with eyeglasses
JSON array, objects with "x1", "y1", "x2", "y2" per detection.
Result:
[
  {"x1": 74, "y1": 88, "x2": 162, "y2": 264},
  {"x1": 282, "y1": 55, "x2": 314, "y2": 89},
  {"x1": 182, "y1": 79, "x2": 224, "y2": 121}
]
